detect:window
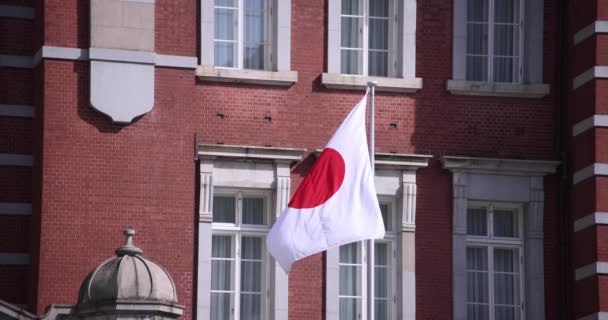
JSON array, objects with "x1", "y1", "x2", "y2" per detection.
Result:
[
  {"x1": 465, "y1": 203, "x2": 524, "y2": 320},
  {"x1": 211, "y1": 191, "x2": 271, "y2": 320},
  {"x1": 337, "y1": 200, "x2": 397, "y2": 320},
  {"x1": 340, "y1": 0, "x2": 396, "y2": 77},
  {"x1": 213, "y1": 0, "x2": 271, "y2": 70},
  {"x1": 465, "y1": 0, "x2": 522, "y2": 83}
]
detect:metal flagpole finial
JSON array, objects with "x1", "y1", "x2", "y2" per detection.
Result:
[{"x1": 367, "y1": 80, "x2": 378, "y2": 88}]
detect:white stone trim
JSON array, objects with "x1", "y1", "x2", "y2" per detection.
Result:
[
  {"x1": 0, "y1": 5, "x2": 34, "y2": 19},
  {"x1": 0, "y1": 54, "x2": 33, "y2": 69},
  {"x1": 575, "y1": 262, "x2": 608, "y2": 281},
  {"x1": 0, "y1": 203, "x2": 32, "y2": 215},
  {"x1": 0, "y1": 154, "x2": 32, "y2": 166},
  {"x1": 574, "y1": 21, "x2": 608, "y2": 45},
  {"x1": 573, "y1": 66, "x2": 608, "y2": 90},
  {"x1": 32, "y1": 46, "x2": 88, "y2": 66},
  {"x1": 573, "y1": 115, "x2": 608, "y2": 136},
  {"x1": 578, "y1": 312, "x2": 608, "y2": 320},
  {"x1": 321, "y1": 73, "x2": 422, "y2": 92},
  {"x1": 0, "y1": 104, "x2": 34, "y2": 118},
  {"x1": 89, "y1": 47, "x2": 156, "y2": 64},
  {"x1": 441, "y1": 156, "x2": 559, "y2": 176},
  {"x1": 196, "y1": 65, "x2": 297, "y2": 86},
  {"x1": 0, "y1": 253, "x2": 30, "y2": 265},
  {"x1": 446, "y1": 80, "x2": 550, "y2": 98},
  {"x1": 574, "y1": 212, "x2": 608, "y2": 232},
  {"x1": 156, "y1": 54, "x2": 198, "y2": 69},
  {"x1": 573, "y1": 163, "x2": 608, "y2": 184},
  {"x1": 198, "y1": 144, "x2": 305, "y2": 161}
]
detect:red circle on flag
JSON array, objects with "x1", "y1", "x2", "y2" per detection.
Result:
[{"x1": 288, "y1": 148, "x2": 346, "y2": 209}]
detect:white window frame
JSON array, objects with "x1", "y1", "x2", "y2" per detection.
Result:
[
  {"x1": 199, "y1": 0, "x2": 297, "y2": 85},
  {"x1": 465, "y1": 201, "x2": 525, "y2": 320},
  {"x1": 323, "y1": 0, "x2": 422, "y2": 92},
  {"x1": 464, "y1": 0, "x2": 524, "y2": 83},
  {"x1": 448, "y1": 0, "x2": 549, "y2": 97},
  {"x1": 211, "y1": 189, "x2": 272, "y2": 320},
  {"x1": 212, "y1": 0, "x2": 273, "y2": 70},
  {"x1": 339, "y1": 0, "x2": 398, "y2": 77}
]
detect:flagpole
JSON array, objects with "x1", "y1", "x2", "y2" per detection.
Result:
[{"x1": 367, "y1": 80, "x2": 378, "y2": 320}]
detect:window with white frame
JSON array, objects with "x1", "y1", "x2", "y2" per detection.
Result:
[
  {"x1": 465, "y1": 202, "x2": 524, "y2": 320},
  {"x1": 465, "y1": 0, "x2": 522, "y2": 83},
  {"x1": 340, "y1": 0, "x2": 396, "y2": 77},
  {"x1": 213, "y1": 0, "x2": 272, "y2": 70},
  {"x1": 338, "y1": 200, "x2": 398, "y2": 320},
  {"x1": 211, "y1": 190, "x2": 271, "y2": 320}
]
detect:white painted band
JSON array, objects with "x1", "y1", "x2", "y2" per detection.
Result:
[
  {"x1": 0, "y1": 203, "x2": 32, "y2": 215},
  {"x1": 573, "y1": 66, "x2": 608, "y2": 90},
  {"x1": 0, "y1": 104, "x2": 34, "y2": 118},
  {"x1": 0, "y1": 54, "x2": 33, "y2": 68},
  {"x1": 579, "y1": 313, "x2": 608, "y2": 320},
  {"x1": 574, "y1": 212, "x2": 608, "y2": 232},
  {"x1": 0, "y1": 154, "x2": 32, "y2": 166},
  {"x1": 573, "y1": 163, "x2": 608, "y2": 184},
  {"x1": 31, "y1": 46, "x2": 197, "y2": 69},
  {"x1": 576, "y1": 262, "x2": 608, "y2": 281},
  {"x1": 0, "y1": 5, "x2": 34, "y2": 19},
  {"x1": 0, "y1": 253, "x2": 30, "y2": 265},
  {"x1": 573, "y1": 115, "x2": 608, "y2": 136},
  {"x1": 574, "y1": 21, "x2": 608, "y2": 45}
]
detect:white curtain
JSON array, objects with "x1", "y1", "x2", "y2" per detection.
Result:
[
  {"x1": 213, "y1": 196, "x2": 236, "y2": 223},
  {"x1": 339, "y1": 242, "x2": 362, "y2": 320},
  {"x1": 493, "y1": 209, "x2": 518, "y2": 238},
  {"x1": 240, "y1": 236, "x2": 263, "y2": 320},
  {"x1": 368, "y1": 0, "x2": 389, "y2": 77},
  {"x1": 212, "y1": 235, "x2": 234, "y2": 320},
  {"x1": 467, "y1": 208, "x2": 487, "y2": 236},
  {"x1": 467, "y1": 247, "x2": 489, "y2": 320},
  {"x1": 242, "y1": 198, "x2": 264, "y2": 225},
  {"x1": 493, "y1": 0, "x2": 519, "y2": 82},
  {"x1": 243, "y1": 0, "x2": 266, "y2": 69},
  {"x1": 214, "y1": 0, "x2": 238, "y2": 68},
  {"x1": 466, "y1": 0, "x2": 489, "y2": 81},
  {"x1": 374, "y1": 242, "x2": 389, "y2": 320},
  {"x1": 341, "y1": 0, "x2": 363, "y2": 75},
  {"x1": 493, "y1": 248, "x2": 520, "y2": 320}
]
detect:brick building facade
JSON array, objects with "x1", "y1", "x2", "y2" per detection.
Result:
[{"x1": 0, "y1": 0, "x2": 603, "y2": 319}]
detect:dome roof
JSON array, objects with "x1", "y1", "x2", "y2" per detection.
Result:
[{"x1": 77, "y1": 229, "x2": 178, "y2": 307}]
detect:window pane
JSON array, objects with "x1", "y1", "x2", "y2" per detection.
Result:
[
  {"x1": 495, "y1": 306, "x2": 520, "y2": 320},
  {"x1": 244, "y1": 44, "x2": 265, "y2": 69},
  {"x1": 374, "y1": 266, "x2": 388, "y2": 298},
  {"x1": 339, "y1": 265, "x2": 362, "y2": 296},
  {"x1": 215, "y1": 42, "x2": 237, "y2": 68},
  {"x1": 493, "y1": 209, "x2": 519, "y2": 237},
  {"x1": 379, "y1": 204, "x2": 391, "y2": 232},
  {"x1": 466, "y1": 23, "x2": 488, "y2": 55},
  {"x1": 211, "y1": 292, "x2": 233, "y2": 320},
  {"x1": 212, "y1": 260, "x2": 233, "y2": 290},
  {"x1": 467, "y1": 304, "x2": 490, "y2": 320},
  {"x1": 369, "y1": 51, "x2": 388, "y2": 77},
  {"x1": 466, "y1": 56, "x2": 488, "y2": 81},
  {"x1": 240, "y1": 294, "x2": 261, "y2": 320},
  {"x1": 340, "y1": 242, "x2": 360, "y2": 263},
  {"x1": 215, "y1": 8, "x2": 237, "y2": 40},
  {"x1": 339, "y1": 298, "x2": 362, "y2": 320},
  {"x1": 342, "y1": 0, "x2": 363, "y2": 15},
  {"x1": 341, "y1": 17, "x2": 363, "y2": 48},
  {"x1": 244, "y1": 0, "x2": 264, "y2": 10},
  {"x1": 374, "y1": 242, "x2": 388, "y2": 266},
  {"x1": 369, "y1": 0, "x2": 389, "y2": 17},
  {"x1": 493, "y1": 57, "x2": 518, "y2": 82},
  {"x1": 213, "y1": 196, "x2": 236, "y2": 222},
  {"x1": 369, "y1": 19, "x2": 388, "y2": 50},
  {"x1": 467, "y1": 208, "x2": 488, "y2": 236},
  {"x1": 494, "y1": 248, "x2": 519, "y2": 273},
  {"x1": 212, "y1": 235, "x2": 233, "y2": 258},
  {"x1": 242, "y1": 198, "x2": 265, "y2": 225},
  {"x1": 467, "y1": 0, "x2": 488, "y2": 22},
  {"x1": 494, "y1": 0, "x2": 519, "y2": 23},
  {"x1": 242, "y1": 236, "x2": 263, "y2": 259},
  {"x1": 467, "y1": 247, "x2": 488, "y2": 271},
  {"x1": 341, "y1": 49, "x2": 363, "y2": 75},
  {"x1": 244, "y1": 10, "x2": 265, "y2": 44},
  {"x1": 494, "y1": 25, "x2": 518, "y2": 56},
  {"x1": 241, "y1": 261, "x2": 262, "y2": 292},
  {"x1": 467, "y1": 271, "x2": 489, "y2": 303},
  {"x1": 215, "y1": 0, "x2": 236, "y2": 6},
  {"x1": 374, "y1": 299, "x2": 388, "y2": 320}
]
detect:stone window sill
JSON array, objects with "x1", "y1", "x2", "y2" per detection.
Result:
[
  {"x1": 196, "y1": 65, "x2": 297, "y2": 86},
  {"x1": 321, "y1": 73, "x2": 422, "y2": 93},
  {"x1": 446, "y1": 80, "x2": 550, "y2": 98}
]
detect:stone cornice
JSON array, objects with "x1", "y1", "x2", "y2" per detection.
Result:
[
  {"x1": 198, "y1": 144, "x2": 305, "y2": 162},
  {"x1": 441, "y1": 156, "x2": 560, "y2": 176},
  {"x1": 312, "y1": 150, "x2": 431, "y2": 170}
]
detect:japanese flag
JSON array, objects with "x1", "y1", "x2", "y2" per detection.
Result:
[{"x1": 267, "y1": 93, "x2": 385, "y2": 273}]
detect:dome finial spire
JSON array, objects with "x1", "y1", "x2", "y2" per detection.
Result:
[{"x1": 115, "y1": 228, "x2": 143, "y2": 256}]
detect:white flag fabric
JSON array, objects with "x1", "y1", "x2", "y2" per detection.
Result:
[{"x1": 267, "y1": 93, "x2": 385, "y2": 273}]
